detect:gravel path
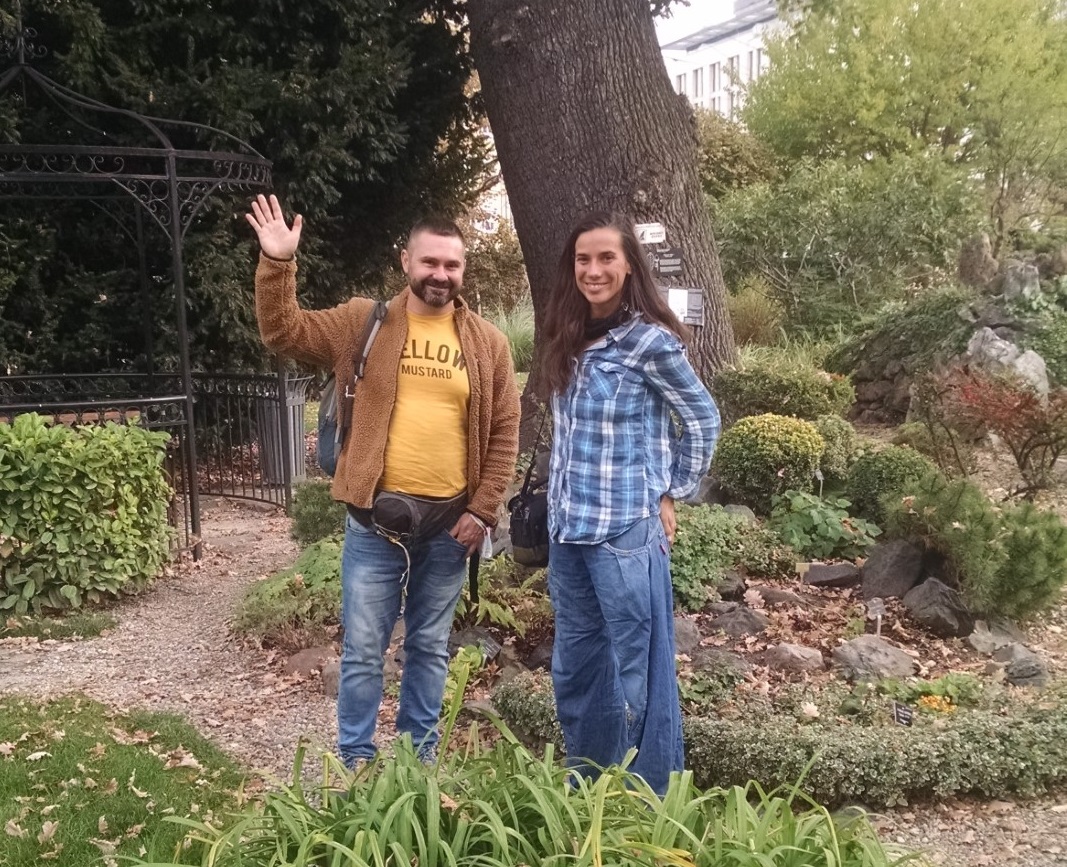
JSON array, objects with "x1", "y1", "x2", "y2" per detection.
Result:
[{"x1": 1, "y1": 497, "x2": 1065, "y2": 865}]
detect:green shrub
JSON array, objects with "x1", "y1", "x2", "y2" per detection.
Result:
[
  {"x1": 1023, "y1": 307, "x2": 1067, "y2": 387},
  {"x1": 494, "y1": 672, "x2": 1067, "y2": 809},
  {"x1": 885, "y1": 472, "x2": 1067, "y2": 621},
  {"x1": 890, "y1": 420, "x2": 976, "y2": 475},
  {"x1": 844, "y1": 445, "x2": 939, "y2": 524},
  {"x1": 669, "y1": 504, "x2": 745, "y2": 611},
  {"x1": 714, "y1": 414, "x2": 825, "y2": 514},
  {"x1": 0, "y1": 414, "x2": 171, "y2": 614},
  {"x1": 727, "y1": 275, "x2": 783, "y2": 346},
  {"x1": 290, "y1": 479, "x2": 346, "y2": 546},
  {"x1": 813, "y1": 413, "x2": 857, "y2": 480},
  {"x1": 768, "y1": 491, "x2": 881, "y2": 561},
  {"x1": 734, "y1": 520, "x2": 801, "y2": 578},
  {"x1": 825, "y1": 288, "x2": 975, "y2": 381},
  {"x1": 712, "y1": 365, "x2": 854, "y2": 425},
  {"x1": 233, "y1": 538, "x2": 341, "y2": 649}
]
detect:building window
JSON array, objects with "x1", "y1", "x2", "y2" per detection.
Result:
[
  {"x1": 727, "y1": 89, "x2": 736, "y2": 118},
  {"x1": 710, "y1": 62, "x2": 719, "y2": 92},
  {"x1": 692, "y1": 68, "x2": 704, "y2": 99},
  {"x1": 756, "y1": 49, "x2": 765, "y2": 77},
  {"x1": 675, "y1": 73, "x2": 686, "y2": 95},
  {"x1": 747, "y1": 51, "x2": 754, "y2": 81},
  {"x1": 728, "y1": 54, "x2": 739, "y2": 84}
]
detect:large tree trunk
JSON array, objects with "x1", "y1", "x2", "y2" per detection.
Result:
[{"x1": 467, "y1": 0, "x2": 736, "y2": 403}]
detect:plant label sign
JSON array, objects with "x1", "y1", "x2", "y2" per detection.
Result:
[
  {"x1": 635, "y1": 222, "x2": 667, "y2": 245},
  {"x1": 866, "y1": 597, "x2": 886, "y2": 619},
  {"x1": 648, "y1": 247, "x2": 684, "y2": 276},
  {"x1": 892, "y1": 701, "x2": 915, "y2": 727}
]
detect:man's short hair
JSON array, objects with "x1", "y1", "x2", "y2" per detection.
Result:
[{"x1": 408, "y1": 217, "x2": 465, "y2": 248}]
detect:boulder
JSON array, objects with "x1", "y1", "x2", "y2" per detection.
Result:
[
  {"x1": 724, "y1": 504, "x2": 757, "y2": 523},
  {"x1": 756, "y1": 587, "x2": 807, "y2": 608},
  {"x1": 861, "y1": 540, "x2": 924, "y2": 600},
  {"x1": 765, "y1": 643, "x2": 825, "y2": 672},
  {"x1": 967, "y1": 620, "x2": 1022, "y2": 655},
  {"x1": 832, "y1": 635, "x2": 917, "y2": 679},
  {"x1": 902, "y1": 578, "x2": 975, "y2": 638},
  {"x1": 690, "y1": 646, "x2": 753, "y2": 678},
  {"x1": 283, "y1": 645, "x2": 337, "y2": 678},
  {"x1": 966, "y1": 327, "x2": 1049, "y2": 397},
  {"x1": 525, "y1": 636, "x2": 554, "y2": 671},
  {"x1": 993, "y1": 643, "x2": 1049, "y2": 688},
  {"x1": 683, "y1": 474, "x2": 726, "y2": 506},
  {"x1": 803, "y1": 563, "x2": 861, "y2": 589},
  {"x1": 958, "y1": 233, "x2": 999, "y2": 288},
  {"x1": 716, "y1": 570, "x2": 747, "y2": 601},
  {"x1": 706, "y1": 607, "x2": 770, "y2": 638},
  {"x1": 993, "y1": 259, "x2": 1042, "y2": 302},
  {"x1": 707, "y1": 601, "x2": 740, "y2": 616},
  {"x1": 322, "y1": 660, "x2": 340, "y2": 698},
  {"x1": 674, "y1": 615, "x2": 702, "y2": 655}
]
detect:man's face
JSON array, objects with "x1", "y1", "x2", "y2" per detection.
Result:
[{"x1": 401, "y1": 231, "x2": 466, "y2": 308}]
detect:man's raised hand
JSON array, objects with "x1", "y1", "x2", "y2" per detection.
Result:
[{"x1": 246, "y1": 194, "x2": 302, "y2": 261}]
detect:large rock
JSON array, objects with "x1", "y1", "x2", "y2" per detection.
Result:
[
  {"x1": 861, "y1": 540, "x2": 924, "y2": 600},
  {"x1": 958, "y1": 233, "x2": 999, "y2": 288},
  {"x1": 993, "y1": 643, "x2": 1049, "y2": 688},
  {"x1": 754, "y1": 586, "x2": 807, "y2": 608},
  {"x1": 716, "y1": 570, "x2": 747, "y2": 601},
  {"x1": 803, "y1": 563, "x2": 861, "y2": 589},
  {"x1": 832, "y1": 635, "x2": 917, "y2": 679},
  {"x1": 674, "y1": 615, "x2": 702, "y2": 655},
  {"x1": 690, "y1": 646, "x2": 753, "y2": 678},
  {"x1": 765, "y1": 643, "x2": 825, "y2": 673},
  {"x1": 284, "y1": 645, "x2": 337, "y2": 678},
  {"x1": 993, "y1": 259, "x2": 1042, "y2": 302},
  {"x1": 902, "y1": 578, "x2": 975, "y2": 638},
  {"x1": 322, "y1": 660, "x2": 340, "y2": 698},
  {"x1": 706, "y1": 607, "x2": 770, "y2": 638},
  {"x1": 966, "y1": 327, "x2": 1049, "y2": 397},
  {"x1": 682, "y1": 474, "x2": 726, "y2": 506},
  {"x1": 967, "y1": 620, "x2": 1022, "y2": 655}
]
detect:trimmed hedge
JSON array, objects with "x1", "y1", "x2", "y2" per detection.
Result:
[
  {"x1": 844, "y1": 445, "x2": 938, "y2": 525},
  {"x1": 0, "y1": 414, "x2": 171, "y2": 613},
  {"x1": 713, "y1": 414, "x2": 825, "y2": 514},
  {"x1": 492, "y1": 673, "x2": 1067, "y2": 808},
  {"x1": 712, "y1": 365, "x2": 854, "y2": 425},
  {"x1": 291, "y1": 479, "x2": 346, "y2": 546}
]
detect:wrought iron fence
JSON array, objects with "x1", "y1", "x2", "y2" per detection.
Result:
[{"x1": 0, "y1": 371, "x2": 311, "y2": 554}]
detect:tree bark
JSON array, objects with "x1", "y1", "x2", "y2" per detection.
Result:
[{"x1": 467, "y1": 0, "x2": 736, "y2": 401}]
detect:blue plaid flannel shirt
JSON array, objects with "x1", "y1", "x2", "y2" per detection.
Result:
[{"x1": 548, "y1": 315, "x2": 720, "y2": 544}]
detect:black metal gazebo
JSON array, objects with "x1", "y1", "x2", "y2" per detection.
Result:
[{"x1": 0, "y1": 8, "x2": 289, "y2": 556}]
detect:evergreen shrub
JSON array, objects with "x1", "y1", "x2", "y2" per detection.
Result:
[
  {"x1": 291, "y1": 479, "x2": 346, "y2": 546},
  {"x1": 844, "y1": 445, "x2": 938, "y2": 524},
  {"x1": 890, "y1": 420, "x2": 977, "y2": 475},
  {"x1": 713, "y1": 414, "x2": 824, "y2": 514},
  {"x1": 886, "y1": 472, "x2": 1067, "y2": 621},
  {"x1": 0, "y1": 414, "x2": 171, "y2": 614},
  {"x1": 713, "y1": 365, "x2": 854, "y2": 425},
  {"x1": 813, "y1": 413, "x2": 857, "y2": 480}
]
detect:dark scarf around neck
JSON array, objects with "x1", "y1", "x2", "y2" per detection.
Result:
[{"x1": 584, "y1": 305, "x2": 632, "y2": 341}]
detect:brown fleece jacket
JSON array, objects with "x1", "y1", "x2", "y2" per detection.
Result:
[{"x1": 255, "y1": 254, "x2": 520, "y2": 527}]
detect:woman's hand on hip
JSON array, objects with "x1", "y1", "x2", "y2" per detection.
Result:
[{"x1": 660, "y1": 495, "x2": 676, "y2": 546}]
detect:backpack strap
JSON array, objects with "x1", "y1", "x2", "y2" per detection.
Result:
[{"x1": 339, "y1": 300, "x2": 388, "y2": 447}]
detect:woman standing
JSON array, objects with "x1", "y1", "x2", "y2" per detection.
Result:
[{"x1": 542, "y1": 212, "x2": 720, "y2": 796}]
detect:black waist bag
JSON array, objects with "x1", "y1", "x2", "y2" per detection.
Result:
[{"x1": 371, "y1": 491, "x2": 467, "y2": 545}]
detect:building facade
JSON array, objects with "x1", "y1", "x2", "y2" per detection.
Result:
[{"x1": 660, "y1": 0, "x2": 780, "y2": 117}]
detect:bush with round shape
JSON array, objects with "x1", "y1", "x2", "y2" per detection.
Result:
[
  {"x1": 713, "y1": 414, "x2": 825, "y2": 514},
  {"x1": 290, "y1": 480, "x2": 346, "y2": 546},
  {"x1": 844, "y1": 445, "x2": 939, "y2": 525}
]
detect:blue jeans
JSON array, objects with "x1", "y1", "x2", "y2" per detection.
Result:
[
  {"x1": 548, "y1": 515, "x2": 684, "y2": 795},
  {"x1": 337, "y1": 514, "x2": 468, "y2": 765}
]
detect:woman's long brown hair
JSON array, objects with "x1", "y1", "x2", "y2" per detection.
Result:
[{"x1": 541, "y1": 212, "x2": 686, "y2": 395}]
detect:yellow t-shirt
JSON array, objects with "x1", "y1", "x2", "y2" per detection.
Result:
[{"x1": 381, "y1": 311, "x2": 470, "y2": 496}]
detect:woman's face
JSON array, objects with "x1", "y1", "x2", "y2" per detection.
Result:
[{"x1": 574, "y1": 227, "x2": 631, "y2": 318}]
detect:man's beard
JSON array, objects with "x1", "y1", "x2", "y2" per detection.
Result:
[{"x1": 409, "y1": 276, "x2": 460, "y2": 308}]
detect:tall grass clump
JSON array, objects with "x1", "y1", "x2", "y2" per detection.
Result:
[
  {"x1": 489, "y1": 301, "x2": 534, "y2": 373},
  {"x1": 136, "y1": 663, "x2": 911, "y2": 867}
]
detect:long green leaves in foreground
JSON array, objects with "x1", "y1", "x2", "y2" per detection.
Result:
[{"x1": 135, "y1": 662, "x2": 915, "y2": 867}]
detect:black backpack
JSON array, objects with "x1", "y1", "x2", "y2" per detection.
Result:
[{"x1": 317, "y1": 301, "x2": 388, "y2": 476}]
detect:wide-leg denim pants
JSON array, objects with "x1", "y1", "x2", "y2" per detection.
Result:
[
  {"x1": 548, "y1": 515, "x2": 684, "y2": 795},
  {"x1": 337, "y1": 514, "x2": 468, "y2": 766}
]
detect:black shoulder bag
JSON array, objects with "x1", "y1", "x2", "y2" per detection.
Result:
[{"x1": 508, "y1": 409, "x2": 550, "y2": 568}]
